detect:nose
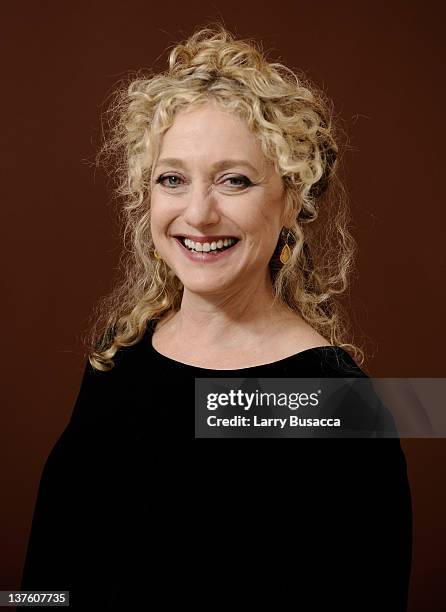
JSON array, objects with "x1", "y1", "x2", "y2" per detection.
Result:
[{"x1": 183, "y1": 183, "x2": 221, "y2": 229}]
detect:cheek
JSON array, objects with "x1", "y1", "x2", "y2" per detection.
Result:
[
  {"x1": 150, "y1": 199, "x2": 172, "y2": 235},
  {"x1": 253, "y1": 202, "x2": 281, "y2": 238},
  {"x1": 245, "y1": 204, "x2": 282, "y2": 257},
  {"x1": 243, "y1": 222, "x2": 279, "y2": 261}
]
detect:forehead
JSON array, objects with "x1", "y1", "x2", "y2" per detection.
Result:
[{"x1": 158, "y1": 100, "x2": 265, "y2": 165}]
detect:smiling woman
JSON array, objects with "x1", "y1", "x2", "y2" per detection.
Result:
[
  {"x1": 20, "y1": 23, "x2": 412, "y2": 611},
  {"x1": 79, "y1": 23, "x2": 360, "y2": 371}
]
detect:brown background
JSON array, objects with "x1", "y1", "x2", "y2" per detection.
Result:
[{"x1": 2, "y1": 1, "x2": 445, "y2": 609}]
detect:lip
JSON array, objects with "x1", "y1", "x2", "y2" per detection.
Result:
[
  {"x1": 173, "y1": 234, "x2": 240, "y2": 243},
  {"x1": 173, "y1": 236, "x2": 241, "y2": 263}
]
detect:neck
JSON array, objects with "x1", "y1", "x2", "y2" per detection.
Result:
[{"x1": 166, "y1": 273, "x2": 295, "y2": 349}]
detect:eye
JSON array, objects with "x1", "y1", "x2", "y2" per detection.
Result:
[
  {"x1": 156, "y1": 174, "x2": 184, "y2": 189},
  {"x1": 223, "y1": 175, "x2": 253, "y2": 188}
]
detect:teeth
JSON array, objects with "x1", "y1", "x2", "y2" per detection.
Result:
[{"x1": 183, "y1": 237, "x2": 237, "y2": 253}]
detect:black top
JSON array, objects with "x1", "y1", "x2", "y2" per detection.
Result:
[{"x1": 20, "y1": 320, "x2": 413, "y2": 610}]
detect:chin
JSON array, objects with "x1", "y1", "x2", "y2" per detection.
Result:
[{"x1": 178, "y1": 274, "x2": 237, "y2": 295}]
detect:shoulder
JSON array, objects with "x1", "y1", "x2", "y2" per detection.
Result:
[
  {"x1": 267, "y1": 315, "x2": 366, "y2": 377},
  {"x1": 68, "y1": 342, "x2": 146, "y2": 432},
  {"x1": 310, "y1": 346, "x2": 367, "y2": 377},
  {"x1": 273, "y1": 315, "x2": 365, "y2": 375}
]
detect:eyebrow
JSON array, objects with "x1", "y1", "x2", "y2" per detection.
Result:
[{"x1": 155, "y1": 157, "x2": 259, "y2": 174}]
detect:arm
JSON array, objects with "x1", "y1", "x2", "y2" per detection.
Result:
[
  {"x1": 20, "y1": 360, "x2": 126, "y2": 608},
  {"x1": 323, "y1": 437, "x2": 413, "y2": 610}
]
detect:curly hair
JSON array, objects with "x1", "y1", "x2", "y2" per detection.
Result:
[{"x1": 84, "y1": 22, "x2": 366, "y2": 372}]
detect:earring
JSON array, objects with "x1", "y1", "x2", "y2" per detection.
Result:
[
  {"x1": 154, "y1": 249, "x2": 162, "y2": 260},
  {"x1": 279, "y1": 229, "x2": 292, "y2": 264}
]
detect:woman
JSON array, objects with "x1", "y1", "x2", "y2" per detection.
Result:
[{"x1": 21, "y1": 25, "x2": 412, "y2": 609}]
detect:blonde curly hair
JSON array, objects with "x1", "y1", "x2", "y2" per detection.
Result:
[{"x1": 85, "y1": 23, "x2": 366, "y2": 372}]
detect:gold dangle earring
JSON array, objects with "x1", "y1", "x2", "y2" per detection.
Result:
[
  {"x1": 279, "y1": 229, "x2": 292, "y2": 264},
  {"x1": 154, "y1": 249, "x2": 162, "y2": 260}
]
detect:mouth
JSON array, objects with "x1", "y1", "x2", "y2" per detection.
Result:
[{"x1": 173, "y1": 235, "x2": 240, "y2": 255}]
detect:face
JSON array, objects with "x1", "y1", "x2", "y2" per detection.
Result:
[{"x1": 150, "y1": 98, "x2": 287, "y2": 297}]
